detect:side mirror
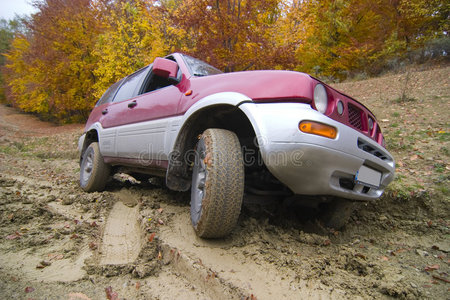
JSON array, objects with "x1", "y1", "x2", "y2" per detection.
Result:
[{"x1": 153, "y1": 57, "x2": 179, "y2": 80}]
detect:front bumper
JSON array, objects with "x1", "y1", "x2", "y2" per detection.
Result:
[{"x1": 239, "y1": 103, "x2": 395, "y2": 201}]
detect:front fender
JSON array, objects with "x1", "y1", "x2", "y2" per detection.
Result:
[{"x1": 180, "y1": 92, "x2": 252, "y2": 127}]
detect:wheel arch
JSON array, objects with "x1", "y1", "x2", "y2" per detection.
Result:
[
  {"x1": 166, "y1": 102, "x2": 258, "y2": 191},
  {"x1": 79, "y1": 128, "x2": 99, "y2": 164}
]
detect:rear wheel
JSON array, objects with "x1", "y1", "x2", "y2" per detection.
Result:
[
  {"x1": 190, "y1": 129, "x2": 244, "y2": 238},
  {"x1": 80, "y1": 142, "x2": 110, "y2": 192}
]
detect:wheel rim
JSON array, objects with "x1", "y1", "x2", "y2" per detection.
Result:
[
  {"x1": 80, "y1": 148, "x2": 94, "y2": 186},
  {"x1": 191, "y1": 139, "x2": 207, "y2": 226}
]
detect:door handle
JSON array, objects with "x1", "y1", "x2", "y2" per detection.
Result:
[
  {"x1": 101, "y1": 109, "x2": 108, "y2": 115},
  {"x1": 128, "y1": 101, "x2": 137, "y2": 108}
]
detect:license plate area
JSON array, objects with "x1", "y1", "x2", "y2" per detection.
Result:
[{"x1": 355, "y1": 165, "x2": 381, "y2": 188}]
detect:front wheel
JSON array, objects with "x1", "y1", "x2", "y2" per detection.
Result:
[
  {"x1": 80, "y1": 142, "x2": 110, "y2": 192},
  {"x1": 190, "y1": 129, "x2": 244, "y2": 238}
]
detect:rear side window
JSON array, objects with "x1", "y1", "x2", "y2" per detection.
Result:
[
  {"x1": 95, "y1": 79, "x2": 124, "y2": 107},
  {"x1": 113, "y1": 67, "x2": 147, "y2": 103}
]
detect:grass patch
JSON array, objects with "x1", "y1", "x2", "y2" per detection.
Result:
[
  {"x1": 1, "y1": 134, "x2": 78, "y2": 160},
  {"x1": 393, "y1": 96, "x2": 417, "y2": 103},
  {"x1": 0, "y1": 145, "x2": 19, "y2": 155},
  {"x1": 436, "y1": 184, "x2": 449, "y2": 196},
  {"x1": 438, "y1": 132, "x2": 449, "y2": 142},
  {"x1": 433, "y1": 163, "x2": 446, "y2": 173}
]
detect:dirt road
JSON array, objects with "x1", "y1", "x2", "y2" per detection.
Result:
[{"x1": 0, "y1": 66, "x2": 449, "y2": 299}]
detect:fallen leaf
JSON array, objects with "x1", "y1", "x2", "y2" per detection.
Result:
[
  {"x1": 148, "y1": 232, "x2": 156, "y2": 242},
  {"x1": 5, "y1": 232, "x2": 21, "y2": 240},
  {"x1": 424, "y1": 264, "x2": 440, "y2": 271},
  {"x1": 25, "y1": 286, "x2": 35, "y2": 293},
  {"x1": 48, "y1": 253, "x2": 64, "y2": 260},
  {"x1": 88, "y1": 242, "x2": 97, "y2": 250},
  {"x1": 135, "y1": 282, "x2": 141, "y2": 290},
  {"x1": 105, "y1": 286, "x2": 118, "y2": 300},
  {"x1": 323, "y1": 239, "x2": 331, "y2": 246},
  {"x1": 157, "y1": 251, "x2": 162, "y2": 260},
  {"x1": 157, "y1": 219, "x2": 164, "y2": 225},
  {"x1": 157, "y1": 208, "x2": 163, "y2": 214}
]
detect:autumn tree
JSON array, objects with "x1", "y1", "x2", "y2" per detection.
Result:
[
  {"x1": 161, "y1": 0, "x2": 283, "y2": 72},
  {"x1": 2, "y1": 0, "x2": 448, "y2": 122},
  {"x1": 4, "y1": 0, "x2": 101, "y2": 121},
  {"x1": 92, "y1": 0, "x2": 168, "y2": 98},
  {"x1": 0, "y1": 17, "x2": 26, "y2": 102},
  {"x1": 287, "y1": 0, "x2": 449, "y2": 79}
]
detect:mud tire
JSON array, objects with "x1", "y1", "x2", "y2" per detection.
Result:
[
  {"x1": 190, "y1": 129, "x2": 244, "y2": 238},
  {"x1": 80, "y1": 142, "x2": 110, "y2": 192},
  {"x1": 321, "y1": 198, "x2": 358, "y2": 229}
]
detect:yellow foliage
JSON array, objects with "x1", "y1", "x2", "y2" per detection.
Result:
[{"x1": 1, "y1": 0, "x2": 447, "y2": 121}]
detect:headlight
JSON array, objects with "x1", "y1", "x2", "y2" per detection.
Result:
[
  {"x1": 337, "y1": 100, "x2": 344, "y2": 115},
  {"x1": 368, "y1": 117, "x2": 374, "y2": 131},
  {"x1": 314, "y1": 84, "x2": 328, "y2": 114}
]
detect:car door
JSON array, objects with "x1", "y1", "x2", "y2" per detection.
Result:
[
  {"x1": 113, "y1": 66, "x2": 184, "y2": 163},
  {"x1": 98, "y1": 67, "x2": 148, "y2": 157}
]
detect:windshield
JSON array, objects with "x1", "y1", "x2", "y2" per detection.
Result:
[{"x1": 182, "y1": 54, "x2": 223, "y2": 77}]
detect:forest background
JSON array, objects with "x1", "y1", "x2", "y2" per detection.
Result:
[{"x1": 0, "y1": 0, "x2": 448, "y2": 122}]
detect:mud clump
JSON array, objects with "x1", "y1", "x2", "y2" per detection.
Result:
[{"x1": 380, "y1": 282, "x2": 420, "y2": 300}]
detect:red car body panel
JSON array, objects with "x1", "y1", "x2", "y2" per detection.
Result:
[
  {"x1": 100, "y1": 85, "x2": 183, "y2": 129},
  {"x1": 178, "y1": 70, "x2": 315, "y2": 113}
]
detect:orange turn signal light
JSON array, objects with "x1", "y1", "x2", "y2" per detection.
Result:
[{"x1": 299, "y1": 121, "x2": 337, "y2": 139}]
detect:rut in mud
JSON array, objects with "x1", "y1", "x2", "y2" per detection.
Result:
[{"x1": 100, "y1": 196, "x2": 141, "y2": 265}]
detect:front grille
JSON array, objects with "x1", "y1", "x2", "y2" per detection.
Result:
[
  {"x1": 357, "y1": 138, "x2": 390, "y2": 161},
  {"x1": 348, "y1": 104, "x2": 363, "y2": 130}
]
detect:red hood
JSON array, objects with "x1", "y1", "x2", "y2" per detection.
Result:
[{"x1": 186, "y1": 70, "x2": 315, "y2": 103}]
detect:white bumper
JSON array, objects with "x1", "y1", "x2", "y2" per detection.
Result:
[{"x1": 239, "y1": 103, "x2": 395, "y2": 201}]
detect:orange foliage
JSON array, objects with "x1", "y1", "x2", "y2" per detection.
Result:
[{"x1": 2, "y1": 0, "x2": 447, "y2": 121}]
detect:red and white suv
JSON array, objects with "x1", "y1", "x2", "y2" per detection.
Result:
[{"x1": 78, "y1": 53, "x2": 395, "y2": 237}]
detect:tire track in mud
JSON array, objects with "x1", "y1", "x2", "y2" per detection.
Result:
[
  {"x1": 99, "y1": 192, "x2": 142, "y2": 265},
  {"x1": 157, "y1": 204, "x2": 344, "y2": 300}
]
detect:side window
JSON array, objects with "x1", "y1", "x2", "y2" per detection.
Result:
[
  {"x1": 113, "y1": 67, "x2": 147, "y2": 103},
  {"x1": 95, "y1": 79, "x2": 124, "y2": 107}
]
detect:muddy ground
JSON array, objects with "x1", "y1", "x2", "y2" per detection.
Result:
[{"x1": 0, "y1": 66, "x2": 449, "y2": 299}]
